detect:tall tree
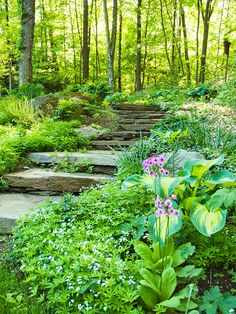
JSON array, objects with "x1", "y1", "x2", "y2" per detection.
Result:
[
  {"x1": 83, "y1": 0, "x2": 89, "y2": 81},
  {"x1": 102, "y1": 0, "x2": 118, "y2": 91},
  {"x1": 18, "y1": 0, "x2": 35, "y2": 87},
  {"x1": 199, "y1": 0, "x2": 215, "y2": 84},
  {"x1": 4, "y1": 0, "x2": 13, "y2": 90},
  {"x1": 136, "y1": 0, "x2": 142, "y2": 91}
]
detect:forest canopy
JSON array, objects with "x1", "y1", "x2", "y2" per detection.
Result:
[{"x1": 0, "y1": 0, "x2": 235, "y2": 92}]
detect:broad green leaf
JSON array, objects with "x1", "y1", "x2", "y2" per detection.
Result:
[
  {"x1": 151, "y1": 212, "x2": 182, "y2": 247},
  {"x1": 203, "y1": 170, "x2": 236, "y2": 188},
  {"x1": 218, "y1": 294, "x2": 236, "y2": 313},
  {"x1": 160, "y1": 267, "x2": 177, "y2": 301},
  {"x1": 134, "y1": 240, "x2": 154, "y2": 267},
  {"x1": 155, "y1": 175, "x2": 188, "y2": 197},
  {"x1": 206, "y1": 188, "x2": 236, "y2": 210},
  {"x1": 122, "y1": 174, "x2": 155, "y2": 191},
  {"x1": 139, "y1": 285, "x2": 159, "y2": 309},
  {"x1": 184, "y1": 155, "x2": 224, "y2": 180},
  {"x1": 175, "y1": 284, "x2": 198, "y2": 299},
  {"x1": 139, "y1": 269, "x2": 161, "y2": 292},
  {"x1": 190, "y1": 203, "x2": 227, "y2": 237},
  {"x1": 175, "y1": 265, "x2": 203, "y2": 278},
  {"x1": 183, "y1": 197, "x2": 198, "y2": 212},
  {"x1": 155, "y1": 256, "x2": 173, "y2": 272},
  {"x1": 172, "y1": 242, "x2": 195, "y2": 267},
  {"x1": 159, "y1": 296, "x2": 181, "y2": 308},
  {"x1": 177, "y1": 300, "x2": 198, "y2": 311},
  {"x1": 188, "y1": 311, "x2": 200, "y2": 314}
]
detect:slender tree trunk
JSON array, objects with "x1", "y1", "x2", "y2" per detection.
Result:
[
  {"x1": 102, "y1": 0, "x2": 117, "y2": 91},
  {"x1": 136, "y1": 0, "x2": 142, "y2": 91},
  {"x1": 19, "y1": 0, "x2": 36, "y2": 87},
  {"x1": 5, "y1": 0, "x2": 13, "y2": 90},
  {"x1": 195, "y1": 0, "x2": 200, "y2": 84},
  {"x1": 83, "y1": 0, "x2": 89, "y2": 81},
  {"x1": 118, "y1": 11, "x2": 122, "y2": 92},
  {"x1": 74, "y1": 0, "x2": 83, "y2": 83},
  {"x1": 199, "y1": 0, "x2": 215, "y2": 84},
  {"x1": 48, "y1": 0, "x2": 58, "y2": 71},
  {"x1": 160, "y1": 0, "x2": 174, "y2": 79},
  {"x1": 215, "y1": 0, "x2": 225, "y2": 74},
  {"x1": 68, "y1": 1, "x2": 78, "y2": 84},
  {"x1": 94, "y1": 0, "x2": 100, "y2": 79},
  {"x1": 180, "y1": 3, "x2": 191, "y2": 85},
  {"x1": 142, "y1": 0, "x2": 150, "y2": 87}
]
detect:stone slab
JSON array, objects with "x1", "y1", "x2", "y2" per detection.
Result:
[
  {"x1": 0, "y1": 193, "x2": 62, "y2": 234},
  {"x1": 92, "y1": 140, "x2": 135, "y2": 150},
  {"x1": 118, "y1": 118, "x2": 162, "y2": 124},
  {"x1": 5, "y1": 169, "x2": 113, "y2": 193},
  {"x1": 28, "y1": 151, "x2": 118, "y2": 167},
  {"x1": 113, "y1": 103, "x2": 160, "y2": 111},
  {"x1": 119, "y1": 124, "x2": 154, "y2": 131}
]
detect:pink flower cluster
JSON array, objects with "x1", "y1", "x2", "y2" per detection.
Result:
[
  {"x1": 155, "y1": 194, "x2": 179, "y2": 217},
  {"x1": 142, "y1": 155, "x2": 169, "y2": 177}
]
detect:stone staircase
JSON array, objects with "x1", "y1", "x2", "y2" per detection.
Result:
[{"x1": 0, "y1": 104, "x2": 165, "y2": 233}]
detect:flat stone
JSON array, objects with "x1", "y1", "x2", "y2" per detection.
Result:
[
  {"x1": 113, "y1": 103, "x2": 160, "y2": 111},
  {"x1": 0, "y1": 193, "x2": 62, "y2": 234},
  {"x1": 119, "y1": 124, "x2": 154, "y2": 131},
  {"x1": 92, "y1": 140, "x2": 135, "y2": 150},
  {"x1": 114, "y1": 110, "x2": 165, "y2": 117},
  {"x1": 28, "y1": 151, "x2": 118, "y2": 166},
  {"x1": 118, "y1": 118, "x2": 162, "y2": 124},
  {"x1": 5, "y1": 169, "x2": 113, "y2": 194},
  {"x1": 75, "y1": 126, "x2": 108, "y2": 138},
  {"x1": 96, "y1": 130, "x2": 150, "y2": 140}
]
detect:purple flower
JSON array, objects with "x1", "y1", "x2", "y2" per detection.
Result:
[
  {"x1": 171, "y1": 194, "x2": 177, "y2": 200},
  {"x1": 173, "y1": 210, "x2": 179, "y2": 216},
  {"x1": 165, "y1": 169, "x2": 170, "y2": 175},
  {"x1": 158, "y1": 162, "x2": 164, "y2": 168},
  {"x1": 155, "y1": 208, "x2": 165, "y2": 217},
  {"x1": 160, "y1": 168, "x2": 165, "y2": 174},
  {"x1": 168, "y1": 208, "x2": 174, "y2": 214},
  {"x1": 155, "y1": 198, "x2": 163, "y2": 207},
  {"x1": 164, "y1": 199, "x2": 172, "y2": 208},
  {"x1": 158, "y1": 155, "x2": 165, "y2": 163}
]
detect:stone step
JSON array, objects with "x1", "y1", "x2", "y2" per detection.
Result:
[
  {"x1": 92, "y1": 140, "x2": 135, "y2": 150},
  {"x1": 118, "y1": 118, "x2": 162, "y2": 124},
  {"x1": 5, "y1": 169, "x2": 113, "y2": 194},
  {"x1": 113, "y1": 103, "x2": 160, "y2": 111},
  {"x1": 119, "y1": 124, "x2": 154, "y2": 131},
  {"x1": 96, "y1": 130, "x2": 150, "y2": 140},
  {"x1": 0, "y1": 193, "x2": 62, "y2": 234},
  {"x1": 115, "y1": 111, "x2": 166, "y2": 119}
]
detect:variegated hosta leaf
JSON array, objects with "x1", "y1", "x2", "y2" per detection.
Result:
[
  {"x1": 190, "y1": 203, "x2": 227, "y2": 237},
  {"x1": 184, "y1": 155, "x2": 224, "y2": 180},
  {"x1": 148, "y1": 213, "x2": 182, "y2": 247},
  {"x1": 203, "y1": 170, "x2": 236, "y2": 189},
  {"x1": 155, "y1": 176, "x2": 188, "y2": 198},
  {"x1": 122, "y1": 174, "x2": 155, "y2": 192}
]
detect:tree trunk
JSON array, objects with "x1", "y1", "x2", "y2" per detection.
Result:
[
  {"x1": 118, "y1": 11, "x2": 122, "y2": 92},
  {"x1": 74, "y1": 0, "x2": 83, "y2": 83},
  {"x1": 19, "y1": 0, "x2": 35, "y2": 87},
  {"x1": 83, "y1": 0, "x2": 89, "y2": 81},
  {"x1": 68, "y1": 1, "x2": 78, "y2": 84},
  {"x1": 142, "y1": 0, "x2": 151, "y2": 87},
  {"x1": 199, "y1": 0, "x2": 214, "y2": 84},
  {"x1": 94, "y1": 0, "x2": 100, "y2": 79},
  {"x1": 180, "y1": 3, "x2": 191, "y2": 85},
  {"x1": 102, "y1": 0, "x2": 117, "y2": 92},
  {"x1": 5, "y1": 0, "x2": 13, "y2": 90},
  {"x1": 136, "y1": 0, "x2": 142, "y2": 91},
  {"x1": 195, "y1": 0, "x2": 200, "y2": 84}
]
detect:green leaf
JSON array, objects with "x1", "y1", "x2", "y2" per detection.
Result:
[
  {"x1": 184, "y1": 155, "x2": 224, "y2": 180},
  {"x1": 206, "y1": 188, "x2": 236, "y2": 210},
  {"x1": 159, "y1": 296, "x2": 181, "y2": 308},
  {"x1": 190, "y1": 203, "x2": 227, "y2": 237},
  {"x1": 160, "y1": 267, "x2": 177, "y2": 301},
  {"x1": 218, "y1": 294, "x2": 236, "y2": 313},
  {"x1": 203, "y1": 170, "x2": 236, "y2": 188},
  {"x1": 139, "y1": 268, "x2": 161, "y2": 293},
  {"x1": 155, "y1": 175, "x2": 188, "y2": 197},
  {"x1": 155, "y1": 256, "x2": 173, "y2": 272},
  {"x1": 175, "y1": 265, "x2": 203, "y2": 278},
  {"x1": 139, "y1": 285, "x2": 159, "y2": 309},
  {"x1": 188, "y1": 311, "x2": 200, "y2": 314},
  {"x1": 134, "y1": 240, "x2": 154, "y2": 267},
  {"x1": 172, "y1": 242, "x2": 195, "y2": 267},
  {"x1": 122, "y1": 174, "x2": 155, "y2": 191},
  {"x1": 150, "y1": 212, "x2": 182, "y2": 247}
]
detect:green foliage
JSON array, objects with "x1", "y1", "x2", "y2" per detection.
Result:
[
  {"x1": 84, "y1": 82, "x2": 111, "y2": 102},
  {"x1": 213, "y1": 77, "x2": 236, "y2": 108},
  {"x1": 11, "y1": 83, "x2": 45, "y2": 99},
  {"x1": 53, "y1": 156, "x2": 94, "y2": 173},
  {"x1": 199, "y1": 286, "x2": 236, "y2": 314},
  {"x1": 8, "y1": 183, "x2": 154, "y2": 313},
  {"x1": 187, "y1": 85, "x2": 217, "y2": 100},
  {"x1": 53, "y1": 98, "x2": 85, "y2": 121},
  {"x1": 105, "y1": 92, "x2": 128, "y2": 104},
  {"x1": 0, "y1": 97, "x2": 39, "y2": 128}
]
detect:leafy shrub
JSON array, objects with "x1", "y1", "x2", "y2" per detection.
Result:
[
  {"x1": 8, "y1": 184, "x2": 154, "y2": 313},
  {"x1": 0, "y1": 97, "x2": 39, "y2": 128},
  {"x1": 84, "y1": 82, "x2": 111, "y2": 102},
  {"x1": 105, "y1": 92, "x2": 128, "y2": 105},
  {"x1": 53, "y1": 99, "x2": 85, "y2": 121},
  {"x1": 213, "y1": 77, "x2": 236, "y2": 108},
  {"x1": 187, "y1": 84, "x2": 217, "y2": 100},
  {"x1": 11, "y1": 83, "x2": 44, "y2": 99}
]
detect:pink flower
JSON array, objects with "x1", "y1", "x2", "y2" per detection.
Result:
[
  {"x1": 160, "y1": 168, "x2": 165, "y2": 174},
  {"x1": 171, "y1": 194, "x2": 177, "y2": 200},
  {"x1": 158, "y1": 162, "x2": 164, "y2": 168},
  {"x1": 173, "y1": 210, "x2": 179, "y2": 216},
  {"x1": 155, "y1": 208, "x2": 165, "y2": 217},
  {"x1": 165, "y1": 169, "x2": 170, "y2": 175},
  {"x1": 155, "y1": 198, "x2": 163, "y2": 207},
  {"x1": 158, "y1": 155, "x2": 165, "y2": 163},
  {"x1": 164, "y1": 199, "x2": 172, "y2": 208},
  {"x1": 169, "y1": 208, "x2": 174, "y2": 214}
]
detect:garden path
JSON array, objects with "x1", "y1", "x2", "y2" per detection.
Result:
[{"x1": 0, "y1": 104, "x2": 166, "y2": 233}]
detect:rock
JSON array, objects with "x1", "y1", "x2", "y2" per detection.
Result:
[
  {"x1": 75, "y1": 126, "x2": 108, "y2": 138},
  {"x1": 164, "y1": 149, "x2": 204, "y2": 168}
]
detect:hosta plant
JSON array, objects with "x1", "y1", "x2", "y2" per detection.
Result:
[{"x1": 122, "y1": 154, "x2": 236, "y2": 243}]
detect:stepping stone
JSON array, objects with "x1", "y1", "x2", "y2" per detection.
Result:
[
  {"x1": 96, "y1": 130, "x2": 150, "y2": 140},
  {"x1": 113, "y1": 103, "x2": 160, "y2": 111},
  {"x1": 114, "y1": 110, "x2": 165, "y2": 118},
  {"x1": 29, "y1": 151, "x2": 118, "y2": 167},
  {"x1": 5, "y1": 169, "x2": 113, "y2": 194},
  {"x1": 119, "y1": 124, "x2": 154, "y2": 131},
  {"x1": 92, "y1": 140, "x2": 135, "y2": 150},
  {"x1": 0, "y1": 193, "x2": 62, "y2": 234},
  {"x1": 118, "y1": 118, "x2": 162, "y2": 124}
]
